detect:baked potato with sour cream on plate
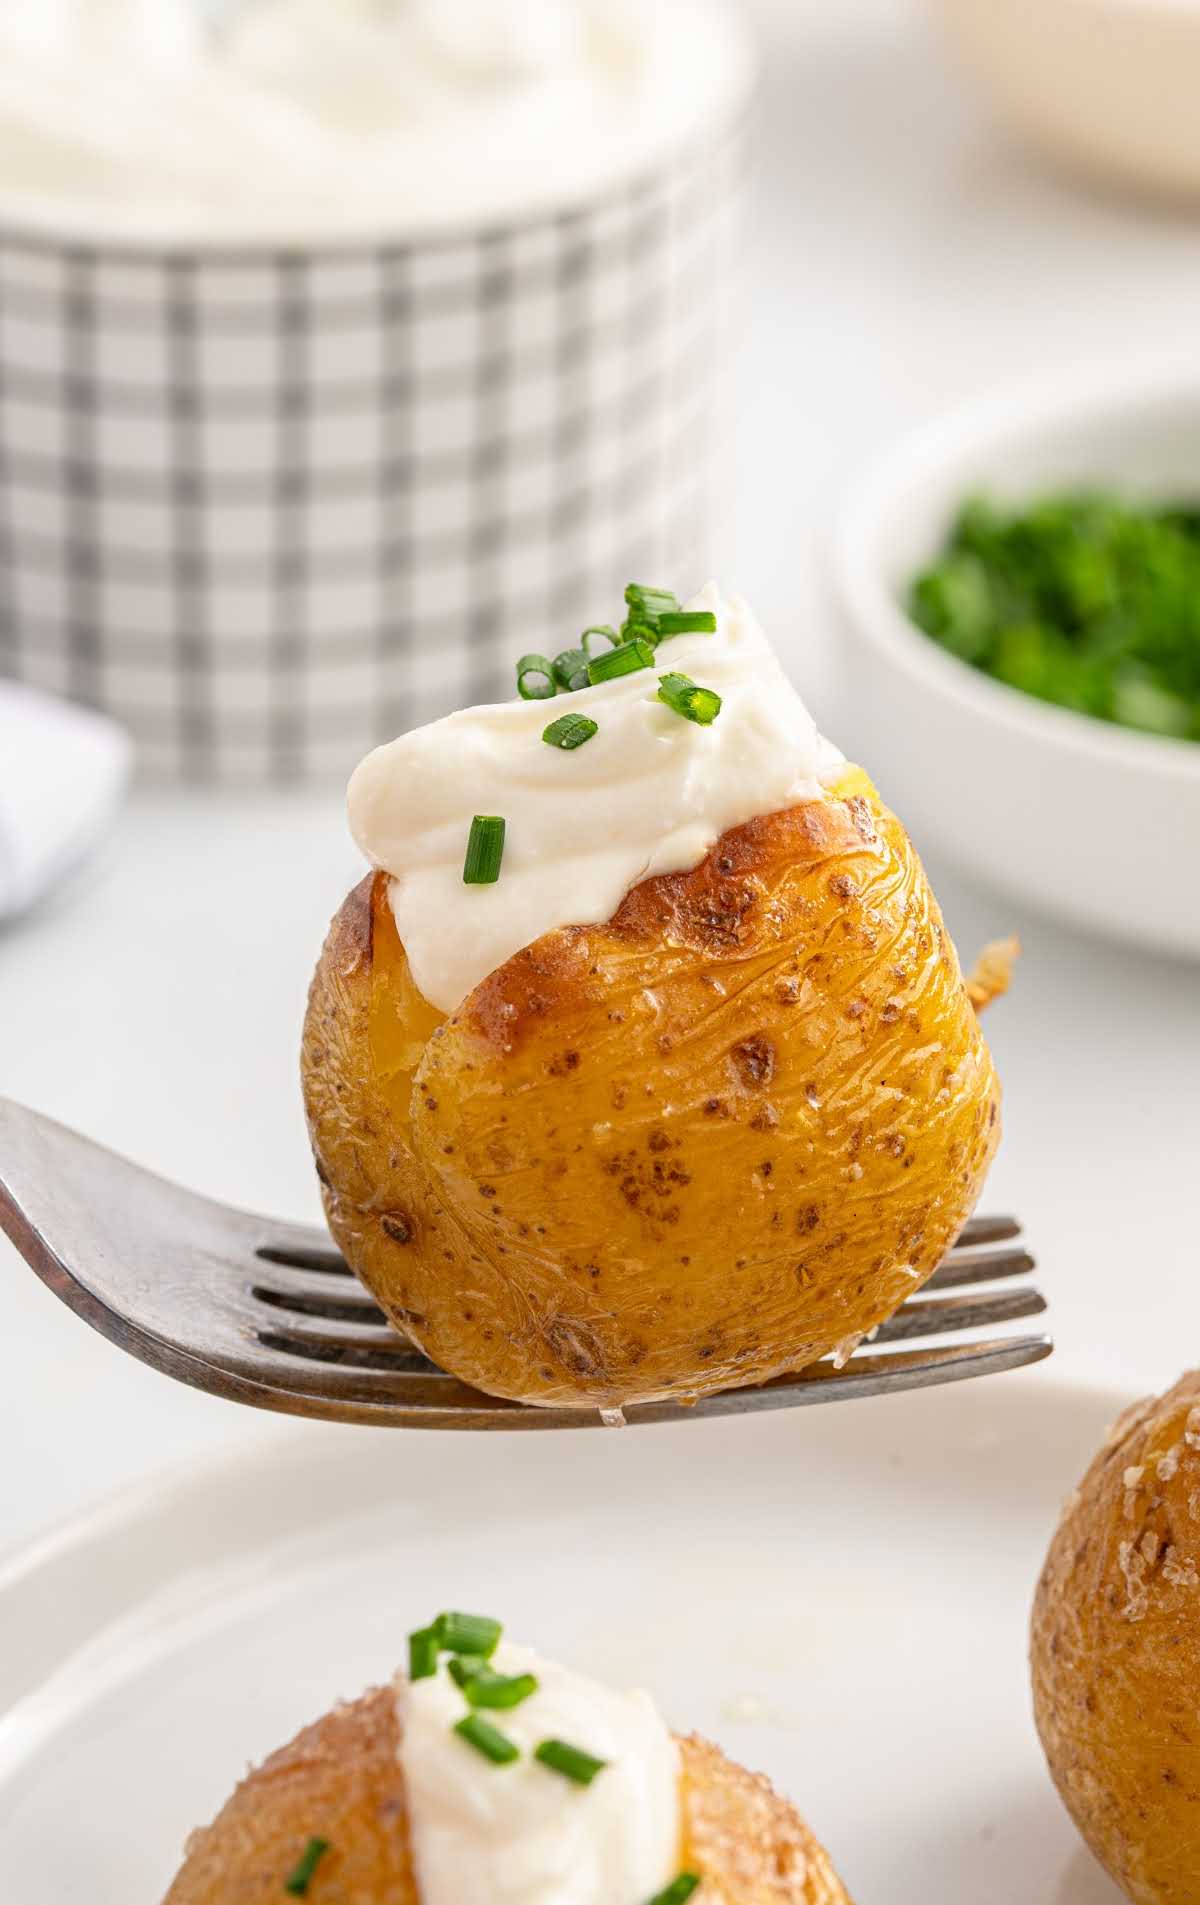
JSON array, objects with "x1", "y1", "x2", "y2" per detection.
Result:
[
  {"x1": 164, "y1": 1612, "x2": 852, "y2": 1905},
  {"x1": 303, "y1": 585, "x2": 1004, "y2": 1411},
  {"x1": 1032, "y1": 1370, "x2": 1200, "y2": 1905}
]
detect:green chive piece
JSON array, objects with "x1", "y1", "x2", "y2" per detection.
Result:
[
  {"x1": 543, "y1": 713, "x2": 598, "y2": 750},
  {"x1": 534, "y1": 1738, "x2": 609, "y2": 1785},
  {"x1": 409, "y1": 1625, "x2": 440, "y2": 1682},
  {"x1": 455, "y1": 1713, "x2": 521, "y2": 1765},
  {"x1": 642, "y1": 1875, "x2": 702, "y2": 1905},
  {"x1": 462, "y1": 816, "x2": 505, "y2": 886},
  {"x1": 581, "y1": 623, "x2": 620, "y2": 659},
  {"x1": 446, "y1": 1653, "x2": 488, "y2": 1685},
  {"x1": 620, "y1": 615, "x2": 660, "y2": 648},
  {"x1": 436, "y1": 1610, "x2": 503, "y2": 1658},
  {"x1": 621, "y1": 585, "x2": 680, "y2": 647},
  {"x1": 552, "y1": 646, "x2": 589, "y2": 691},
  {"x1": 516, "y1": 653, "x2": 557, "y2": 700},
  {"x1": 588, "y1": 638, "x2": 655, "y2": 686},
  {"x1": 657, "y1": 610, "x2": 717, "y2": 638},
  {"x1": 450, "y1": 1660, "x2": 540, "y2": 1709},
  {"x1": 657, "y1": 671, "x2": 722, "y2": 727},
  {"x1": 284, "y1": 1837, "x2": 330, "y2": 1897},
  {"x1": 624, "y1": 584, "x2": 679, "y2": 619}
]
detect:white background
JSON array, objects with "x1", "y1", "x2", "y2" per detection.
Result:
[{"x1": 2, "y1": 0, "x2": 1199, "y2": 1556}]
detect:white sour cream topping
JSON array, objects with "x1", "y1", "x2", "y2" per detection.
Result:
[
  {"x1": 349, "y1": 584, "x2": 845, "y2": 1015},
  {"x1": 0, "y1": 0, "x2": 751, "y2": 241},
  {"x1": 397, "y1": 1642, "x2": 680, "y2": 1905}
]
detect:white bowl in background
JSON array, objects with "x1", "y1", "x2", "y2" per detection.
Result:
[
  {"x1": 831, "y1": 366, "x2": 1200, "y2": 959},
  {"x1": 928, "y1": 0, "x2": 1200, "y2": 200}
]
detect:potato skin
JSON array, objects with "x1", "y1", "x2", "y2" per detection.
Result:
[
  {"x1": 1031, "y1": 1371, "x2": 1200, "y2": 1905},
  {"x1": 162, "y1": 1687, "x2": 417, "y2": 1905},
  {"x1": 164, "y1": 1690, "x2": 852, "y2": 1903},
  {"x1": 303, "y1": 781, "x2": 1000, "y2": 1408}
]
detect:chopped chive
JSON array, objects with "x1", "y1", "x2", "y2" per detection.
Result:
[
  {"x1": 543, "y1": 712, "x2": 598, "y2": 750},
  {"x1": 408, "y1": 1625, "x2": 440, "y2": 1682},
  {"x1": 581, "y1": 623, "x2": 620, "y2": 659},
  {"x1": 643, "y1": 1875, "x2": 701, "y2": 1905},
  {"x1": 588, "y1": 638, "x2": 655, "y2": 686},
  {"x1": 620, "y1": 615, "x2": 659, "y2": 648},
  {"x1": 657, "y1": 610, "x2": 717, "y2": 637},
  {"x1": 284, "y1": 1837, "x2": 330, "y2": 1896},
  {"x1": 624, "y1": 584, "x2": 679, "y2": 619},
  {"x1": 516, "y1": 653, "x2": 557, "y2": 700},
  {"x1": 455, "y1": 1714, "x2": 521, "y2": 1764},
  {"x1": 552, "y1": 646, "x2": 589, "y2": 692},
  {"x1": 436, "y1": 1610, "x2": 503, "y2": 1658},
  {"x1": 446, "y1": 1653, "x2": 488, "y2": 1685},
  {"x1": 534, "y1": 1738, "x2": 609, "y2": 1786},
  {"x1": 450, "y1": 1659, "x2": 540, "y2": 1709},
  {"x1": 657, "y1": 671, "x2": 722, "y2": 727},
  {"x1": 462, "y1": 817, "x2": 505, "y2": 886}
]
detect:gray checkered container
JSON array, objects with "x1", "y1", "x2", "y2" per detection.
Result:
[{"x1": 0, "y1": 125, "x2": 742, "y2": 783}]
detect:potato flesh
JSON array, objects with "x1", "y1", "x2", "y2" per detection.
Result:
[
  {"x1": 163, "y1": 1689, "x2": 852, "y2": 1904},
  {"x1": 1031, "y1": 1371, "x2": 1200, "y2": 1905},
  {"x1": 303, "y1": 784, "x2": 1001, "y2": 1408}
]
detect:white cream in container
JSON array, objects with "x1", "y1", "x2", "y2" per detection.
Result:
[
  {"x1": 0, "y1": 0, "x2": 752, "y2": 239},
  {"x1": 397, "y1": 1641, "x2": 680, "y2": 1905},
  {"x1": 349, "y1": 585, "x2": 845, "y2": 1014}
]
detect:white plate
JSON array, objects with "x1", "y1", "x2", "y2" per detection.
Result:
[{"x1": 0, "y1": 1373, "x2": 1125, "y2": 1904}]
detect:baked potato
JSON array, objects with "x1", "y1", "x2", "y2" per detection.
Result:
[
  {"x1": 1031, "y1": 1370, "x2": 1200, "y2": 1904},
  {"x1": 302, "y1": 767, "x2": 1001, "y2": 1409},
  {"x1": 163, "y1": 1688, "x2": 851, "y2": 1904}
]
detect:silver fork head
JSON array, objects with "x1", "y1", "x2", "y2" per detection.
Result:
[{"x1": 0, "y1": 1097, "x2": 1051, "y2": 1430}]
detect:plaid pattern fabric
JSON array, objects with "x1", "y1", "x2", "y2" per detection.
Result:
[{"x1": 0, "y1": 124, "x2": 742, "y2": 783}]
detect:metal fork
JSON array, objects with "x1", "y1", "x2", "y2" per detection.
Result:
[{"x1": 0, "y1": 1097, "x2": 1050, "y2": 1430}]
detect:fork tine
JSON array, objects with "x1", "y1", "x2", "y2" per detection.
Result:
[
  {"x1": 257, "y1": 1316, "x2": 426, "y2": 1362},
  {"x1": 253, "y1": 1238, "x2": 353, "y2": 1275},
  {"x1": 187, "y1": 1330, "x2": 1055, "y2": 1430},
  {"x1": 953, "y1": 1214, "x2": 1021, "y2": 1247},
  {"x1": 870, "y1": 1285, "x2": 1046, "y2": 1343},
  {"x1": 679, "y1": 1334, "x2": 1054, "y2": 1416},
  {"x1": 925, "y1": 1245, "x2": 1035, "y2": 1289},
  {"x1": 250, "y1": 1262, "x2": 387, "y2": 1323}
]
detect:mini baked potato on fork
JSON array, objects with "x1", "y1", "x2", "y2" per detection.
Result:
[{"x1": 0, "y1": 585, "x2": 1048, "y2": 1426}]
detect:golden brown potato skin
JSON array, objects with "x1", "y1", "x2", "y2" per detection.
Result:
[
  {"x1": 164, "y1": 1690, "x2": 852, "y2": 1904},
  {"x1": 302, "y1": 780, "x2": 1001, "y2": 1408},
  {"x1": 1031, "y1": 1371, "x2": 1200, "y2": 1905},
  {"x1": 163, "y1": 1688, "x2": 416, "y2": 1905}
]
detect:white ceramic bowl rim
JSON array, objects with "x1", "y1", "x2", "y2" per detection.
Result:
[{"x1": 833, "y1": 360, "x2": 1200, "y2": 788}]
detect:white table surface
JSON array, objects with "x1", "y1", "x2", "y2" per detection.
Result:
[{"x1": 3, "y1": 0, "x2": 1200, "y2": 1559}]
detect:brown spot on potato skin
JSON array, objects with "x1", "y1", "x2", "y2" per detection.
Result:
[
  {"x1": 732, "y1": 1035, "x2": 776, "y2": 1087},
  {"x1": 380, "y1": 1213, "x2": 413, "y2": 1245}
]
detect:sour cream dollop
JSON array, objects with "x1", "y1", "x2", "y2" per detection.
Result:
[
  {"x1": 349, "y1": 585, "x2": 845, "y2": 1015},
  {"x1": 0, "y1": 0, "x2": 751, "y2": 241},
  {"x1": 397, "y1": 1641, "x2": 680, "y2": 1905}
]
